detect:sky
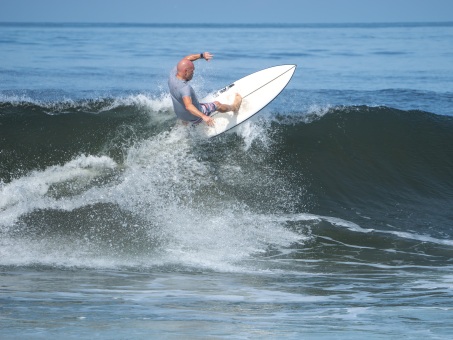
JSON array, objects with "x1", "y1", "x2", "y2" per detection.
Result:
[{"x1": 1, "y1": 0, "x2": 452, "y2": 24}]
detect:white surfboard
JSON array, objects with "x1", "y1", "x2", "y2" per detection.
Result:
[{"x1": 194, "y1": 64, "x2": 296, "y2": 138}]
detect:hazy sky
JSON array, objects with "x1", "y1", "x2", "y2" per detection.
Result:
[{"x1": 1, "y1": 0, "x2": 452, "y2": 24}]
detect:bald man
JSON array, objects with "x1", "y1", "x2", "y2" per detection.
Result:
[{"x1": 168, "y1": 52, "x2": 242, "y2": 127}]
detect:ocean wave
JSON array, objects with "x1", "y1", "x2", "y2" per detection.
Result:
[
  {"x1": 2, "y1": 103, "x2": 453, "y2": 200},
  {"x1": 1, "y1": 102, "x2": 452, "y2": 270}
]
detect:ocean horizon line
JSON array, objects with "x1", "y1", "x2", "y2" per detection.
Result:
[{"x1": 1, "y1": 21, "x2": 453, "y2": 29}]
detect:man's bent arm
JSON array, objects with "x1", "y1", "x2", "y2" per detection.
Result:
[
  {"x1": 182, "y1": 96, "x2": 214, "y2": 126},
  {"x1": 183, "y1": 52, "x2": 213, "y2": 62}
]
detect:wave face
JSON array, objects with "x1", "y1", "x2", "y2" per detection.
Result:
[{"x1": 1, "y1": 95, "x2": 452, "y2": 271}]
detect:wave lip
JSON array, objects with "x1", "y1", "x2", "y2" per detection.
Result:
[{"x1": 0, "y1": 92, "x2": 174, "y2": 116}]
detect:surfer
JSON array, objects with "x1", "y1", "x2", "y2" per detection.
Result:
[{"x1": 168, "y1": 52, "x2": 242, "y2": 126}]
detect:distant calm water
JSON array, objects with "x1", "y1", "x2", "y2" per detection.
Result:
[{"x1": 1, "y1": 22, "x2": 453, "y2": 339}]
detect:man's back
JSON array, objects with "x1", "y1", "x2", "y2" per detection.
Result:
[{"x1": 168, "y1": 67, "x2": 200, "y2": 122}]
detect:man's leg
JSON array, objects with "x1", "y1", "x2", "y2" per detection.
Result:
[{"x1": 216, "y1": 93, "x2": 242, "y2": 114}]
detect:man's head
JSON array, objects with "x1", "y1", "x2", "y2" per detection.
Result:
[{"x1": 177, "y1": 59, "x2": 195, "y2": 81}]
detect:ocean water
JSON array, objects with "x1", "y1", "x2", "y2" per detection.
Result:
[{"x1": 1, "y1": 22, "x2": 453, "y2": 339}]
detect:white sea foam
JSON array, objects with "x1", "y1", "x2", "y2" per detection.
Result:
[
  {"x1": 102, "y1": 93, "x2": 174, "y2": 114},
  {"x1": 236, "y1": 118, "x2": 272, "y2": 151},
  {"x1": 110, "y1": 128, "x2": 305, "y2": 270},
  {"x1": 274, "y1": 212, "x2": 453, "y2": 247},
  {"x1": 0, "y1": 127, "x2": 307, "y2": 270},
  {"x1": 381, "y1": 230, "x2": 453, "y2": 246},
  {"x1": 0, "y1": 155, "x2": 117, "y2": 227}
]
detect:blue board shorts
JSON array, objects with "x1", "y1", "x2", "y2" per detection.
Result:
[{"x1": 193, "y1": 102, "x2": 218, "y2": 124}]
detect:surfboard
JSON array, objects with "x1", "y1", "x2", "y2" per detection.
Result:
[{"x1": 195, "y1": 64, "x2": 296, "y2": 138}]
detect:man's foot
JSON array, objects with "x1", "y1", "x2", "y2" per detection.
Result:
[{"x1": 233, "y1": 93, "x2": 242, "y2": 114}]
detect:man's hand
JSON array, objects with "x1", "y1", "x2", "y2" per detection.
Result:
[
  {"x1": 202, "y1": 52, "x2": 214, "y2": 61},
  {"x1": 203, "y1": 115, "x2": 215, "y2": 127}
]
